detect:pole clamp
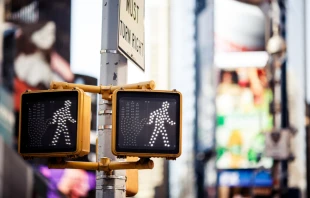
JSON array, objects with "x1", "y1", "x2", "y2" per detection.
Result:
[
  {"x1": 96, "y1": 185, "x2": 126, "y2": 191},
  {"x1": 98, "y1": 109, "x2": 112, "y2": 115},
  {"x1": 97, "y1": 175, "x2": 127, "y2": 180},
  {"x1": 100, "y1": 49, "x2": 118, "y2": 54},
  {"x1": 98, "y1": 125, "x2": 112, "y2": 130}
]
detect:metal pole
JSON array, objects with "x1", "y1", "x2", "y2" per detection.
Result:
[
  {"x1": 278, "y1": 0, "x2": 289, "y2": 196},
  {"x1": 303, "y1": 0, "x2": 310, "y2": 196},
  {"x1": 96, "y1": 0, "x2": 126, "y2": 197}
]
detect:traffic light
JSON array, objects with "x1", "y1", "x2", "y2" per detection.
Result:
[
  {"x1": 18, "y1": 89, "x2": 91, "y2": 158},
  {"x1": 112, "y1": 89, "x2": 182, "y2": 159}
]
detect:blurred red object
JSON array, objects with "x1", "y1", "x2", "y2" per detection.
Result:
[{"x1": 51, "y1": 51, "x2": 74, "y2": 82}]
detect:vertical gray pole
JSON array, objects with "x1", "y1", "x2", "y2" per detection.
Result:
[
  {"x1": 96, "y1": 0, "x2": 126, "y2": 197},
  {"x1": 0, "y1": 0, "x2": 4, "y2": 83}
]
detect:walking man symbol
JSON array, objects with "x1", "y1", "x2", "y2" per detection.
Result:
[
  {"x1": 147, "y1": 101, "x2": 176, "y2": 147},
  {"x1": 49, "y1": 100, "x2": 76, "y2": 146}
]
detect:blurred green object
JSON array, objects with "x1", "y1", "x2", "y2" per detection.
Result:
[
  {"x1": 217, "y1": 115, "x2": 225, "y2": 126},
  {"x1": 216, "y1": 146, "x2": 227, "y2": 160},
  {"x1": 248, "y1": 148, "x2": 258, "y2": 162},
  {"x1": 247, "y1": 133, "x2": 265, "y2": 162}
]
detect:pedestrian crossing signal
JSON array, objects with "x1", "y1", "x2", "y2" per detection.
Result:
[
  {"x1": 112, "y1": 90, "x2": 182, "y2": 159},
  {"x1": 18, "y1": 89, "x2": 91, "y2": 158}
]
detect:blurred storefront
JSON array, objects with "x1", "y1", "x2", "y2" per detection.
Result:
[
  {"x1": 194, "y1": 0, "x2": 274, "y2": 197},
  {"x1": 1, "y1": 1, "x2": 98, "y2": 197},
  {"x1": 211, "y1": 0, "x2": 273, "y2": 197},
  {"x1": 201, "y1": 0, "x2": 307, "y2": 197}
]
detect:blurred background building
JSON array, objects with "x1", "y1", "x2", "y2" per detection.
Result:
[{"x1": 0, "y1": 0, "x2": 310, "y2": 198}]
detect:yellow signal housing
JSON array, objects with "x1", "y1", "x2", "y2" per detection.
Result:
[
  {"x1": 112, "y1": 89, "x2": 182, "y2": 159},
  {"x1": 126, "y1": 157, "x2": 139, "y2": 197},
  {"x1": 18, "y1": 89, "x2": 91, "y2": 158}
]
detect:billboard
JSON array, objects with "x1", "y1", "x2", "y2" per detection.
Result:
[
  {"x1": 2, "y1": 2, "x2": 98, "y2": 197},
  {"x1": 3, "y1": 0, "x2": 98, "y2": 158},
  {"x1": 215, "y1": 68, "x2": 273, "y2": 169},
  {"x1": 214, "y1": 0, "x2": 273, "y2": 169},
  {"x1": 5, "y1": 0, "x2": 73, "y2": 112}
]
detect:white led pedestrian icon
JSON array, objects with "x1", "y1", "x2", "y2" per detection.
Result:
[
  {"x1": 147, "y1": 101, "x2": 176, "y2": 147},
  {"x1": 50, "y1": 100, "x2": 76, "y2": 146}
]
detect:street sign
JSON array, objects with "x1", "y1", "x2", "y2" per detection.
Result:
[
  {"x1": 118, "y1": 0, "x2": 145, "y2": 70},
  {"x1": 18, "y1": 89, "x2": 91, "y2": 158},
  {"x1": 112, "y1": 89, "x2": 182, "y2": 159}
]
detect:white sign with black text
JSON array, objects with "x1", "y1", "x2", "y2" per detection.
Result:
[{"x1": 118, "y1": 0, "x2": 145, "y2": 70}]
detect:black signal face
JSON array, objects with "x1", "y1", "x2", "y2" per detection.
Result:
[
  {"x1": 20, "y1": 91, "x2": 78, "y2": 154},
  {"x1": 115, "y1": 91, "x2": 181, "y2": 155}
]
